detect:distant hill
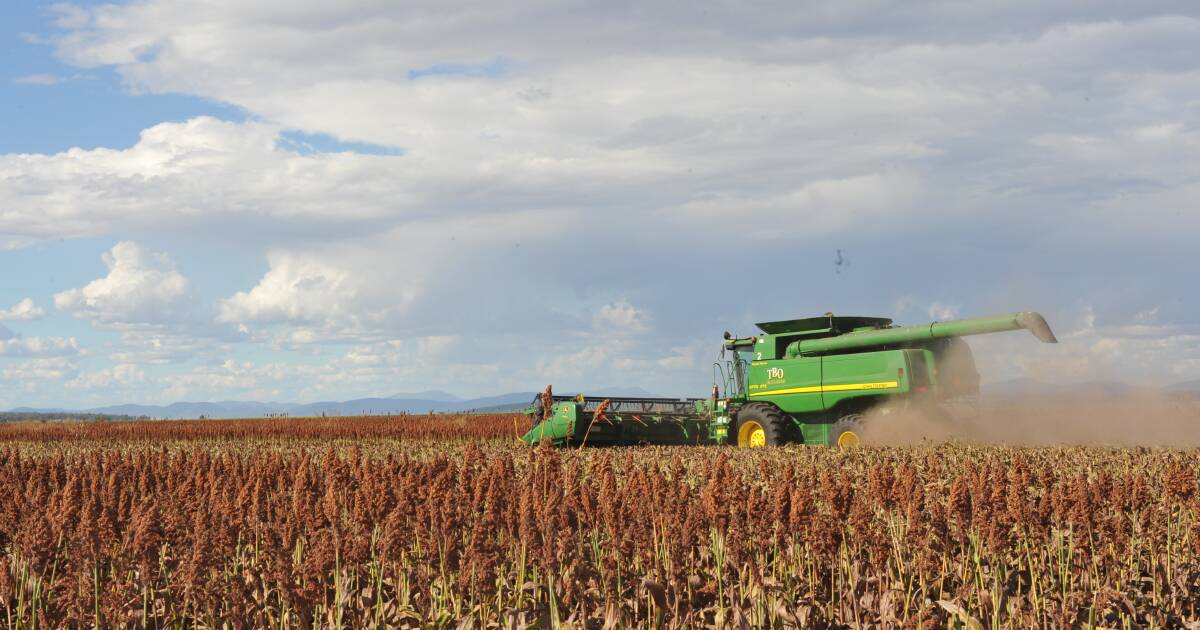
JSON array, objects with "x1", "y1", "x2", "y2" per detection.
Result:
[{"x1": 8, "y1": 406, "x2": 73, "y2": 414}]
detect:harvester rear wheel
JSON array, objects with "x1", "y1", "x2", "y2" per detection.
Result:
[
  {"x1": 831, "y1": 413, "x2": 864, "y2": 449},
  {"x1": 735, "y1": 404, "x2": 789, "y2": 448}
]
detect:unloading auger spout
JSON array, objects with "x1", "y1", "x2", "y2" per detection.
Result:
[{"x1": 784, "y1": 311, "x2": 1057, "y2": 358}]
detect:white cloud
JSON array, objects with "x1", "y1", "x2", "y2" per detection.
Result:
[
  {"x1": 108, "y1": 330, "x2": 223, "y2": 365},
  {"x1": 217, "y1": 252, "x2": 360, "y2": 327},
  {"x1": 614, "y1": 345, "x2": 696, "y2": 371},
  {"x1": 1133, "y1": 306, "x2": 1161, "y2": 325},
  {"x1": 594, "y1": 300, "x2": 649, "y2": 334},
  {"x1": 0, "y1": 117, "x2": 414, "y2": 247},
  {"x1": 1, "y1": 358, "x2": 79, "y2": 382},
  {"x1": 8, "y1": 9, "x2": 1195, "y2": 255},
  {"x1": 49, "y1": 243, "x2": 237, "y2": 367},
  {"x1": 531, "y1": 305, "x2": 698, "y2": 386},
  {"x1": 1133, "y1": 123, "x2": 1184, "y2": 142},
  {"x1": 67, "y1": 363, "x2": 146, "y2": 390},
  {"x1": 928, "y1": 303, "x2": 961, "y2": 321},
  {"x1": 0, "y1": 335, "x2": 82, "y2": 358},
  {"x1": 54, "y1": 241, "x2": 191, "y2": 326},
  {"x1": 534, "y1": 343, "x2": 616, "y2": 383},
  {"x1": 13, "y1": 74, "x2": 60, "y2": 86},
  {"x1": 216, "y1": 208, "x2": 572, "y2": 342},
  {"x1": 156, "y1": 335, "x2": 474, "y2": 401},
  {"x1": 161, "y1": 359, "x2": 265, "y2": 395},
  {"x1": 0, "y1": 298, "x2": 47, "y2": 321},
  {"x1": 664, "y1": 172, "x2": 926, "y2": 238}
]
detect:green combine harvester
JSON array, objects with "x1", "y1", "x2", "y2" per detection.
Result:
[{"x1": 522, "y1": 311, "x2": 1057, "y2": 447}]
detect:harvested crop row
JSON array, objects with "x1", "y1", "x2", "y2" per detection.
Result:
[{"x1": 1, "y1": 440, "x2": 1198, "y2": 627}]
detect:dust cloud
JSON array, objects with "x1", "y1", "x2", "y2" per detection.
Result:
[{"x1": 858, "y1": 391, "x2": 1200, "y2": 447}]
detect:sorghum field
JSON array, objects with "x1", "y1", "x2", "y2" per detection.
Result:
[{"x1": 2, "y1": 414, "x2": 1200, "y2": 628}]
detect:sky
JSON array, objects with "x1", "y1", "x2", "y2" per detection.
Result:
[{"x1": 1, "y1": 1, "x2": 1199, "y2": 409}]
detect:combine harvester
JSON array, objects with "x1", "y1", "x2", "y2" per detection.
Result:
[{"x1": 523, "y1": 311, "x2": 1057, "y2": 447}]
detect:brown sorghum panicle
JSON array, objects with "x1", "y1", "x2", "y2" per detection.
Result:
[{"x1": 0, "y1": 421, "x2": 1196, "y2": 628}]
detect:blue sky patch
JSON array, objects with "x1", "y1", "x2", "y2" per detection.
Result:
[
  {"x1": 1, "y1": 2, "x2": 244, "y2": 155},
  {"x1": 408, "y1": 56, "x2": 511, "y2": 80},
  {"x1": 278, "y1": 131, "x2": 405, "y2": 156}
]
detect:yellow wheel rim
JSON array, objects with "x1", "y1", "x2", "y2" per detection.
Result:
[
  {"x1": 738, "y1": 421, "x2": 766, "y2": 448},
  {"x1": 837, "y1": 430, "x2": 860, "y2": 449}
]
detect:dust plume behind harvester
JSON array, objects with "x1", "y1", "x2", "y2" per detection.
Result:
[{"x1": 522, "y1": 311, "x2": 1057, "y2": 447}]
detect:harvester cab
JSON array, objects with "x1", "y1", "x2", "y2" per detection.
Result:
[{"x1": 522, "y1": 311, "x2": 1056, "y2": 448}]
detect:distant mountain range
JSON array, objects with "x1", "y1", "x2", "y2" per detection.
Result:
[{"x1": 6, "y1": 386, "x2": 664, "y2": 419}]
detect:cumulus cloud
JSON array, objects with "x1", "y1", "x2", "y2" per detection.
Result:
[
  {"x1": 55, "y1": 241, "x2": 192, "y2": 326},
  {"x1": 13, "y1": 74, "x2": 60, "y2": 85},
  {"x1": 1, "y1": 358, "x2": 79, "y2": 382},
  {"x1": 530, "y1": 300, "x2": 699, "y2": 387},
  {"x1": 928, "y1": 303, "x2": 961, "y2": 321},
  {"x1": 0, "y1": 298, "x2": 47, "y2": 321},
  {"x1": 8, "y1": 5, "x2": 1195, "y2": 256},
  {"x1": 614, "y1": 345, "x2": 697, "y2": 371},
  {"x1": 108, "y1": 330, "x2": 226, "y2": 365},
  {"x1": 161, "y1": 359, "x2": 266, "y2": 396},
  {"x1": 47, "y1": 242, "x2": 243, "y2": 367},
  {"x1": 67, "y1": 363, "x2": 146, "y2": 390},
  {"x1": 531, "y1": 337, "x2": 701, "y2": 391},
  {"x1": 0, "y1": 336, "x2": 82, "y2": 358},
  {"x1": 157, "y1": 335, "x2": 477, "y2": 401},
  {"x1": 534, "y1": 343, "x2": 616, "y2": 383},
  {"x1": 218, "y1": 252, "x2": 361, "y2": 328},
  {"x1": 594, "y1": 300, "x2": 649, "y2": 334},
  {"x1": 6, "y1": 4, "x2": 1196, "y2": 269},
  {"x1": 0, "y1": 118, "x2": 421, "y2": 247},
  {"x1": 664, "y1": 172, "x2": 927, "y2": 239},
  {"x1": 216, "y1": 208, "x2": 574, "y2": 343}
]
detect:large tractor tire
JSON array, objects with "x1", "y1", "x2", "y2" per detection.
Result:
[
  {"x1": 735, "y1": 403, "x2": 790, "y2": 448},
  {"x1": 831, "y1": 413, "x2": 864, "y2": 449}
]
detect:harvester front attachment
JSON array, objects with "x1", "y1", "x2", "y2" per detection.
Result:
[{"x1": 521, "y1": 393, "x2": 717, "y2": 446}]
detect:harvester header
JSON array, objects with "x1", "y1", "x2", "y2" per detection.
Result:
[{"x1": 524, "y1": 310, "x2": 1057, "y2": 448}]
